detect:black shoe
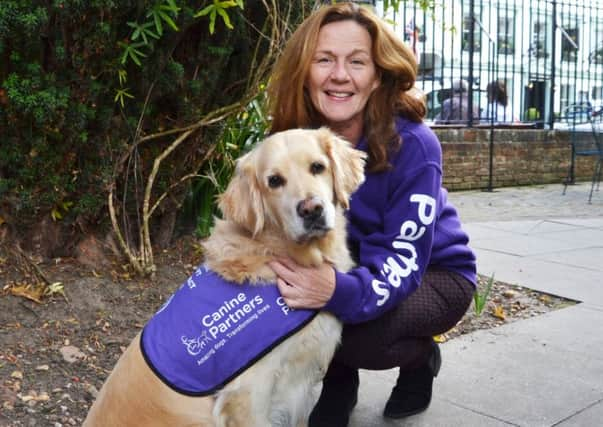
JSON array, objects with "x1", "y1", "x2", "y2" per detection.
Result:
[
  {"x1": 383, "y1": 341, "x2": 442, "y2": 419},
  {"x1": 309, "y1": 364, "x2": 359, "y2": 427}
]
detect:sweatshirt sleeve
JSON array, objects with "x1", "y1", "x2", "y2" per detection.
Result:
[{"x1": 323, "y1": 157, "x2": 442, "y2": 324}]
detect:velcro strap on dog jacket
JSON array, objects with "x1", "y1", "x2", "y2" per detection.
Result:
[{"x1": 140, "y1": 265, "x2": 317, "y2": 396}]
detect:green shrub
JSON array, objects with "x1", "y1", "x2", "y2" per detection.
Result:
[{"x1": 0, "y1": 0, "x2": 307, "y2": 242}]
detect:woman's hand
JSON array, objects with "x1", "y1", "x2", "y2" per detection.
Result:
[{"x1": 268, "y1": 258, "x2": 336, "y2": 309}]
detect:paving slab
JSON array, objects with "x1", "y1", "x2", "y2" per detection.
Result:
[
  {"x1": 350, "y1": 382, "x2": 515, "y2": 427},
  {"x1": 449, "y1": 184, "x2": 603, "y2": 222},
  {"x1": 555, "y1": 218, "x2": 603, "y2": 229},
  {"x1": 437, "y1": 305, "x2": 603, "y2": 427},
  {"x1": 348, "y1": 369, "x2": 515, "y2": 427},
  {"x1": 533, "y1": 247, "x2": 603, "y2": 272},
  {"x1": 470, "y1": 232, "x2": 595, "y2": 257},
  {"x1": 469, "y1": 246, "x2": 603, "y2": 306},
  {"x1": 555, "y1": 399, "x2": 603, "y2": 426}
]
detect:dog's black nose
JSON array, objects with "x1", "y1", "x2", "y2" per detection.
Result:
[{"x1": 297, "y1": 199, "x2": 324, "y2": 222}]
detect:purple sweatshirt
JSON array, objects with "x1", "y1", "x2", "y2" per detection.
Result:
[{"x1": 324, "y1": 117, "x2": 477, "y2": 324}]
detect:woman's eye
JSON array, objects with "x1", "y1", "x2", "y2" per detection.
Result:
[
  {"x1": 310, "y1": 162, "x2": 325, "y2": 175},
  {"x1": 315, "y1": 57, "x2": 332, "y2": 64},
  {"x1": 268, "y1": 174, "x2": 285, "y2": 188}
]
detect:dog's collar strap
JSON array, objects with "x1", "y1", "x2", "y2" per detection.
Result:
[{"x1": 140, "y1": 265, "x2": 318, "y2": 396}]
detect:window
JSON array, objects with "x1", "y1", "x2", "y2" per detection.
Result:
[
  {"x1": 497, "y1": 14, "x2": 515, "y2": 55},
  {"x1": 589, "y1": 19, "x2": 603, "y2": 64},
  {"x1": 578, "y1": 91, "x2": 590, "y2": 106},
  {"x1": 590, "y1": 43, "x2": 603, "y2": 65},
  {"x1": 530, "y1": 20, "x2": 549, "y2": 59},
  {"x1": 560, "y1": 84, "x2": 575, "y2": 111},
  {"x1": 462, "y1": 13, "x2": 481, "y2": 53},
  {"x1": 561, "y1": 26, "x2": 579, "y2": 62},
  {"x1": 592, "y1": 86, "x2": 603, "y2": 102}
]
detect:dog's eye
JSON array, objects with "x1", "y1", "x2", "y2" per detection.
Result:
[
  {"x1": 310, "y1": 162, "x2": 325, "y2": 175},
  {"x1": 268, "y1": 174, "x2": 286, "y2": 188}
]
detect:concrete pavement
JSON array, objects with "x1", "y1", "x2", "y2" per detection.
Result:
[{"x1": 348, "y1": 182, "x2": 603, "y2": 427}]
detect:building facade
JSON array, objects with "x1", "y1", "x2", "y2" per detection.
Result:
[{"x1": 374, "y1": 0, "x2": 603, "y2": 127}]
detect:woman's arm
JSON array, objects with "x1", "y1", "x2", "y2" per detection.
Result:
[{"x1": 325, "y1": 163, "x2": 441, "y2": 323}]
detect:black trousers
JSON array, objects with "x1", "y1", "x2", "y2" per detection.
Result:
[{"x1": 332, "y1": 269, "x2": 475, "y2": 372}]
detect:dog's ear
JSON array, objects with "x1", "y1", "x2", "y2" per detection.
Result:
[
  {"x1": 317, "y1": 127, "x2": 366, "y2": 209},
  {"x1": 218, "y1": 152, "x2": 265, "y2": 236}
]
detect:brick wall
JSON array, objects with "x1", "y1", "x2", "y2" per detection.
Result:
[{"x1": 434, "y1": 128, "x2": 598, "y2": 191}]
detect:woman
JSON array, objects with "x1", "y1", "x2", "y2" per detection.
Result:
[
  {"x1": 267, "y1": 3, "x2": 476, "y2": 426},
  {"x1": 483, "y1": 79, "x2": 516, "y2": 123}
]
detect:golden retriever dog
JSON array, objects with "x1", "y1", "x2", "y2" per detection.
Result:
[{"x1": 84, "y1": 128, "x2": 366, "y2": 427}]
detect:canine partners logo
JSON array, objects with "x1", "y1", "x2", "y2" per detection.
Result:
[{"x1": 181, "y1": 331, "x2": 213, "y2": 356}]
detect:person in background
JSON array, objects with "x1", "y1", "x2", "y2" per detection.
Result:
[
  {"x1": 482, "y1": 79, "x2": 517, "y2": 123},
  {"x1": 266, "y1": 3, "x2": 477, "y2": 426},
  {"x1": 434, "y1": 79, "x2": 480, "y2": 124}
]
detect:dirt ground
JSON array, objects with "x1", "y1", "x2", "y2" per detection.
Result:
[{"x1": 0, "y1": 239, "x2": 575, "y2": 427}]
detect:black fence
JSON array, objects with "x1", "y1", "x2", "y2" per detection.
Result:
[{"x1": 379, "y1": 0, "x2": 603, "y2": 128}]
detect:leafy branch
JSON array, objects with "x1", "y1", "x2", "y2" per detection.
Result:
[
  {"x1": 114, "y1": 0, "x2": 247, "y2": 106},
  {"x1": 147, "y1": 0, "x2": 181, "y2": 35},
  {"x1": 194, "y1": 0, "x2": 244, "y2": 34},
  {"x1": 383, "y1": 0, "x2": 435, "y2": 13},
  {"x1": 127, "y1": 21, "x2": 161, "y2": 45},
  {"x1": 114, "y1": 0, "x2": 182, "y2": 105}
]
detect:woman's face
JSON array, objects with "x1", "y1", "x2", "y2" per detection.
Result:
[{"x1": 306, "y1": 20, "x2": 380, "y2": 139}]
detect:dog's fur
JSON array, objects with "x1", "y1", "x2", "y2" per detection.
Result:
[{"x1": 83, "y1": 128, "x2": 366, "y2": 427}]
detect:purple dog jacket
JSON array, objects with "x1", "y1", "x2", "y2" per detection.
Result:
[{"x1": 140, "y1": 265, "x2": 317, "y2": 396}]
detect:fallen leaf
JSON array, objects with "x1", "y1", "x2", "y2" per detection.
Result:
[
  {"x1": 44, "y1": 281, "x2": 66, "y2": 299},
  {"x1": 10, "y1": 371, "x2": 23, "y2": 380},
  {"x1": 433, "y1": 334, "x2": 447, "y2": 343},
  {"x1": 502, "y1": 289, "x2": 518, "y2": 298},
  {"x1": 20, "y1": 391, "x2": 50, "y2": 402},
  {"x1": 492, "y1": 305, "x2": 506, "y2": 320},
  {"x1": 539, "y1": 294, "x2": 551, "y2": 304},
  {"x1": 8, "y1": 282, "x2": 44, "y2": 304},
  {"x1": 35, "y1": 365, "x2": 49, "y2": 371}
]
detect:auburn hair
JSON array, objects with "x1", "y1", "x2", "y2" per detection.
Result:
[{"x1": 267, "y1": 2, "x2": 426, "y2": 172}]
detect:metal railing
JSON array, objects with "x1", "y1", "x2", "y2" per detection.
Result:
[{"x1": 378, "y1": 0, "x2": 603, "y2": 128}]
